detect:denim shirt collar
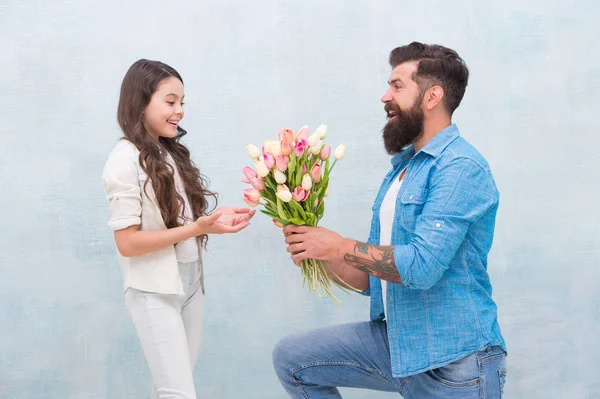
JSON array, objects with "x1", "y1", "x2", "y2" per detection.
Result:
[{"x1": 390, "y1": 124, "x2": 460, "y2": 167}]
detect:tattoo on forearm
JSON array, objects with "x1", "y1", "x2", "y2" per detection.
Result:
[{"x1": 344, "y1": 241, "x2": 403, "y2": 283}]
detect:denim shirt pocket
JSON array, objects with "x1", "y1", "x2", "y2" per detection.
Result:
[{"x1": 398, "y1": 188, "x2": 427, "y2": 233}]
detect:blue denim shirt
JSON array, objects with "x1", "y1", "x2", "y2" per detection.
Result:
[{"x1": 363, "y1": 124, "x2": 506, "y2": 378}]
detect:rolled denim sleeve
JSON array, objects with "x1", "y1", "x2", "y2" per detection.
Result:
[
  {"x1": 101, "y1": 145, "x2": 142, "y2": 231},
  {"x1": 394, "y1": 158, "x2": 498, "y2": 290}
]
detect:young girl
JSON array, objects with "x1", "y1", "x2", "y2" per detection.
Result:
[{"x1": 102, "y1": 59, "x2": 254, "y2": 398}]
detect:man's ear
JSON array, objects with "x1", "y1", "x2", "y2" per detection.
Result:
[{"x1": 424, "y1": 85, "x2": 445, "y2": 111}]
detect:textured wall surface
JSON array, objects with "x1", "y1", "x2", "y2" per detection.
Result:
[{"x1": 1, "y1": 1, "x2": 599, "y2": 398}]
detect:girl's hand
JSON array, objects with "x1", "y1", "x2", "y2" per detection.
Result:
[
  {"x1": 215, "y1": 206, "x2": 256, "y2": 227},
  {"x1": 193, "y1": 207, "x2": 254, "y2": 235}
]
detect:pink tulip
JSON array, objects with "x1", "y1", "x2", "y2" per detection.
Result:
[
  {"x1": 281, "y1": 142, "x2": 293, "y2": 156},
  {"x1": 320, "y1": 145, "x2": 331, "y2": 161},
  {"x1": 275, "y1": 155, "x2": 289, "y2": 172},
  {"x1": 278, "y1": 128, "x2": 294, "y2": 146},
  {"x1": 250, "y1": 177, "x2": 265, "y2": 191},
  {"x1": 302, "y1": 164, "x2": 307, "y2": 174},
  {"x1": 293, "y1": 139, "x2": 307, "y2": 157},
  {"x1": 292, "y1": 186, "x2": 309, "y2": 202},
  {"x1": 310, "y1": 163, "x2": 321, "y2": 183},
  {"x1": 262, "y1": 153, "x2": 275, "y2": 170},
  {"x1": 272, "y1": 218, "x2": 284, "y2": 228},
  {"x1": 241, "y1": 176, "x2": 251, "y2": 184},
  {"x1": 243, "y1": 166, "x2": 258, "y2": 180},
  {"x1": 294, "y1": 126, "x2": 310, "y2": 142},
  {"x1": 243, "y1": 188, "x2": 260, "y2": 207}
]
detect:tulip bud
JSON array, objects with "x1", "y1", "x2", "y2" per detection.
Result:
[
  {"x1": 254, "y1": 161, "x2": 269, "y2": 177},
  {"x1": 262, "y1": 153, "x2": 275, "y2": 170},
  {"x1": 247, "y1": 144, "x2": 261, "y2": 160},
  {"x1": 333, "y1": 144, "x2": 346, "y2": 160},
  {"x1": 294, "y1": 125, "x2": 309, "y2": 142},
  {"x1": 310, "y1": 140, "x2": 322, "y2": 155},
  {"x1": 278, "y1": 128, "x2": 294, "y2": 146},
  {"x1": 292, "y1": 186, "x2": 309, "y2": 202},
  {"x1": 275, "y1": 155, "x2": 289, "y2": 172},
  {"x1": 270, "y1": 141, "x2": 281, "y2": 156},
  {"x1": 243, "y1": 188, "x2": 260, "y2": 207},
  {"x1": 310, "y1": 163, "x2": 321, "y2": 183},
  {"x1": 250, "y1": 177, "x2": 265, "y2": 191},
  {"x1": 302, "y1": 174, "x2": 312, "y2": 190},
  {"x1": 293, "y1": 140, "x2": 307, "y2": 157},
  {"x1": 315, "y1": 124, "x2": 327, "y2": 139},
  {"x1": 281, "y1": 142, "x2": 293, "y2": 156},
  {"x1": 276, "y1": 189, "x2": 292, "y2": 202},
  {"x1": 319, "y1": 145, "x2": 331, "y2": 160},
  {"x1": 243, "y1": 166, "x2": 258, "y2": 180},
  {"x1": 274, "y1": 170, "x2": 287, "y2": 184},
  {"x1": 307, "y1": 133, "x2": 320, "y2": 147}
]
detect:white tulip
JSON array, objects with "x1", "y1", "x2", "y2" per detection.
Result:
[
  {"x1": 269, "y1": 141, "x2": 281, "y2": 156},
  {"x1": 274, "y1": 170, "x2": 287, "y2": 184},
  {"x1": 277, "y1": 190, "x2": 292, "y2": 202},
  {"x1": 302, "y1": 174, "x2": 313, "y2": 190},
  {"x1": 333, "y1": 144, "x2": 346, "y2": 160},
  {"x1": 307, "y1": 133, "x2": 320, "y2": 147},
  {"x1": 246, "y1": 144, "x2": 261, "y2": 160},
  {"x1": 315, "y1": 124, "x2": 327, "y2": 139},
  {"x1": 262, "y1": 140, "x2": 280, "y2": 156},
  {"x1": 254, "y1": 161, "x2": 269, "y2": 177},
  {"x1": 310, "y1": 141, "x2": 322, "y2": 155}
]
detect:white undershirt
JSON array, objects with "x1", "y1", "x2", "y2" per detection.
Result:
[{"x1": 379, "y1": 169, "x2": 405, "y2": 319}]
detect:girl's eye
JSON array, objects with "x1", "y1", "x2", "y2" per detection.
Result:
[
  {"x1": 167, "y1": 101, "x2": 175, "y2": 105},
  {"x1": 181, "y1": 102, "x2": 185, "y2": 106}
]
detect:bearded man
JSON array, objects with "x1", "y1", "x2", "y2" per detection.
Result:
[{"x1": 272, "y1": 42, "x2": 508, "y2": 399}]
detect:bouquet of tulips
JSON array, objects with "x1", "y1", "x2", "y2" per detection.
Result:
[{"x1": 241, "y1": 124, "x2": 357, "y2": 304}]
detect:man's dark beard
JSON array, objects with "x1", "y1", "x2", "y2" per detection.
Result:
[{"x1": 382, "y1": 100, "x2": 425, "y2": 155}]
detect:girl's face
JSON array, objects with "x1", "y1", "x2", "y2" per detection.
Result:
[{"x1": 143, "y1": 76, "x2": 185, "y2": 140}]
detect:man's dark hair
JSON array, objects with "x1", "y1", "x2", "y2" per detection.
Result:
[{"x1": 389, "y1": 42, "x2": 469, "y2": 114}]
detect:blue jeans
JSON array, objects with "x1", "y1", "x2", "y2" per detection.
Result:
[{"x1": 272, "y1": 322, "x2": 507, "y2": 398}]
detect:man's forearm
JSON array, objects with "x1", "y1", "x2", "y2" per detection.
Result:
[
  {"x1": 322, "y1": 259, "x2": 370, "y2": 292},
  {"x1": 337, "y1": 239, "x2": 403, "y2": 284}
]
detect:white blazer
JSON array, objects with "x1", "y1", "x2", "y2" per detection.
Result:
[{"x1": 102, "y1": 139, "x2": 204, "y2": 295}]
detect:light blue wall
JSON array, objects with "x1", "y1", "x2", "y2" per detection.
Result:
[{"x1": 1, "y1": 1, "x2": 599, "y2": 398}]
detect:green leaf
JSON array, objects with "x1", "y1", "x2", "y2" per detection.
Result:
[
  {"x1": 289, "y1": 200, "x2": 307, "y2": 220},
  {"x1": 260, "y1": 209, "x2": 279, "y2": 219},
  {"x1": 295, "y1": 167, "x2": 303, "y2": 187},
  {"x1": 288, "y1": 217, "x2": 306, "y2": 225},
  {"x1": 265, "y1": 175, "x2": 277, "y2": 191},
  {"x1": 276, "y1": 197, "x2": 289, "y2": 221}
]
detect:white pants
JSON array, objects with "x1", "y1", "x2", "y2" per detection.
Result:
[{"x1": 125, "y1": 261, "x2": 204, "y2": 399}]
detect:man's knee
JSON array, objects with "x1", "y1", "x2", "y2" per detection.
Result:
[{"x1": 272, "y1": 333, "x2": 299, "y2": 372}]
